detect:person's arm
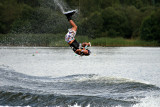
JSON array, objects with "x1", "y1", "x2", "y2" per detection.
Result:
[
  {"x1": 75, "y1": 49, "x2": 81, "y2": 55},
  {"x1": 75, "y1": 49, "x2": 88, "y2": 55}
]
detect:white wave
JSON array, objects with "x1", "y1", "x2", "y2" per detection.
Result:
[
  {"x1": 75, "y1": 75, "x2": 137, "y2": 84},
  {"x1": 0, "y1": 106, "x2": 31, "y2": 107},
  {"x1": 133, "y1": 96, "x2": 160, "y2": 107},
  {"x1": 68, "y1": 104, "x2": 90, "y2": 107},
  {"x1": 66, "y1": 96, "x2": 160, "y2": 107}
]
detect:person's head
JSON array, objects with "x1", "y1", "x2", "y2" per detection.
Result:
[{"x1": 82, "y1": 49, "x2": 91, "y2": 56}]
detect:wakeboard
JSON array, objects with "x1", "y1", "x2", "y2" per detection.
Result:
[{"x1": 63, "y1": 10, "x2": 77, "y2": 15}]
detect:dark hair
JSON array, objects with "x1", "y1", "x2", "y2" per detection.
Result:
[
  {"x1": 81, "y1": 49, "x2": 91, "y2": 56},
  {"x1": 88, "y1": 50, "x2": 91, "y2": 55}
]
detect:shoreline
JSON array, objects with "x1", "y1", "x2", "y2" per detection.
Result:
[
  {"x1": 0, "y1": 34, "x2": 159, "y2": 47},
  {"x1": 0, "y1": 45, "x2": 159, "y2": 48}
]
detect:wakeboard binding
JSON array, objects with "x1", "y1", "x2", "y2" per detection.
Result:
[{"x1": 64, "y1": 10, "x2": 77, "y2": 21}]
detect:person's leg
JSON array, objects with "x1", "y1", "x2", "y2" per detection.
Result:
[
  {"x1": 64, "y1": 10, "x2": 76, "y2": 20},
  {"x1": 64, "y1": 10, "x2": 77, "y2": 31},
  {"x1": 69, "y1": 20, "x2": 77, "y2": 31}
]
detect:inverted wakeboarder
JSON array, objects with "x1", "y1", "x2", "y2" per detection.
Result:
[{"x1": 64, "y1": 10, "x2": 91, "y2": 56}]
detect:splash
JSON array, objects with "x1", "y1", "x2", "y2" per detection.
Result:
[
  {"x1": 133, "y1": 95, "x2": 160, "y2": 107},
  {"x1": 53, "y1": 0, "x2": 78, "y2": 14},
  {"x1": 54, "y1": 0, "x2": 65, "y2": 13}
]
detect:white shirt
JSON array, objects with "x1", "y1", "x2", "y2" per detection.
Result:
[{"x1": 65, "y1": 29, "x2": 76, "y2": 43}]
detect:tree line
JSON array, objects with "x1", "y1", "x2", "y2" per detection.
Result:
[{"x1": 0, "y1": 0, "x2": 160, "y2": 43}]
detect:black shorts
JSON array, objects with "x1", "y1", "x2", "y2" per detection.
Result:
[{"x1": 69, "y1": 39, "x2": 80, "y2": 52}]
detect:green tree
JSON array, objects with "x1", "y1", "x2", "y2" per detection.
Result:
[
  {"x1": 80, "y1": 11, "x2": 104, "y2": 38},
  {"x1": 17, "y1": 0, "x2": 40, "y2": 7},
  {"x1": 101, "y1": 7, "x2": 130, "y2": 38},
  {"x1": 140, "y1": 9, "x2": 160, "y2": 42},
  {"x1": 0, "y1": 0, "x2": 22, "y2": 33},
  {"x1": 10, "y1": 4, "x2": 35, "y2": 33},
  {"x1": 125, "y1": 6, "x2": 143, "y2": 38}
]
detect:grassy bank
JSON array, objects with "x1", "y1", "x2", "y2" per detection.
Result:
[
  {"x1": 90, "y1": 37, "x2": 159, "y2": 46},
  {"x1": 0, "y1": 34, "x2": 159, "y2": 47}
]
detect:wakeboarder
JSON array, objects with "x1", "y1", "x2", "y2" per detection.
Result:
[{"x1": 64, "y1": 10, "x2": 91, "y2": 56}]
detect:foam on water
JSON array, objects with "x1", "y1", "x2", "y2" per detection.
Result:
[
  {"x1": 68, "y1": 96, "x2": 160, "y2": 107},
  {"x1": 133, "y1": 96, "x2": 160, "y2": 107},
  {"x1": 0, "y1": 64, "x2": 160, "y2": 106}
]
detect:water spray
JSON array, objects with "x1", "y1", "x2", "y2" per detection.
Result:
[
  {"x1": 54, "y1": 0, "x2": 65, "y2": 13},
  {"x1": 53, "y1": 0, "x2": 78, "y2": 14}
]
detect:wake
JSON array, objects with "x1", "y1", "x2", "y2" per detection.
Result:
[{"x1": 0, "y1": 65, "x2": 160, "y2": 107}]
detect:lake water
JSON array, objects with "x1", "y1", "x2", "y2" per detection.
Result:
[{"x1": 0, "y1": 47, "x2": 160, "y2": 107}]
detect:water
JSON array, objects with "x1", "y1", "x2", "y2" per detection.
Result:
[
  {"x1": 0, "y1": 47, "x2": 160, "y2": 107},
  {"x1": 54, "y1": 0, "x2": 65, "y2": 13},
  {"x1": 53, "y1": 0, "x2": 78, "y2": 15}
]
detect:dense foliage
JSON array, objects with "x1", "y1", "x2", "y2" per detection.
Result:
[
  {"x1": 0, "y1": 0, "x2": 160, "y2": 42},
  {"x1": 140, "y1": 9, "x2": 160, "y2": 43}
]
